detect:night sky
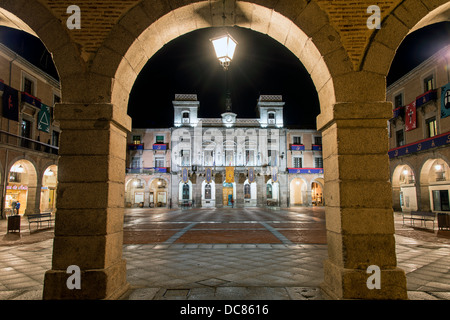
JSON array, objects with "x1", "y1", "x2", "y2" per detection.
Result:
[
  {"x1": 128, "y1": 26, "x2": 320, "y2": 129},
  {"x1": 0, "y1": 21, "x2": 449, "y2": 129}
]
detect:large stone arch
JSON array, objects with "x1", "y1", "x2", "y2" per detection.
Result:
[
  {"x1": 86, "y1": 0, "x2": 354, "y2": 121},
  {"x1": 3, "y1": 0, "x2": 436, "y2": 300},
  {"x1": 361, "y1": 0, "x2": 450, "y2": 76},
  {"x1": 39, "y1": 0, "x2": 424, "y2": 300},
  {"x1": 0, "y1": 0, "x2": 86, "y2": 100}
]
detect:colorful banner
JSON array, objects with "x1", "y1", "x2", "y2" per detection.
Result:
[
  {"x1": 2, "y1": 84, "x2": 19, "y2": 121},
  {"x1": 152, "y1": 144, "x2": 167, "y2": 150},
  {"x1": 388, "y1": 131, "x2": 450, "y2": 159},
  {"x1": 392, "y1": 106, "x2": 404, "y2": 118},
  {"x1": 404, "y1": 101, "x2": 416, "y2": 132},
  {"x1": 441, "y1": 83, "x2": 450, "y2": 119},
  {"x1": 128, "y1": 144, "x2": 144, "y2": 150},
  {"x1": 288, "y1": 168, "x2": 324, "y2": 174},
  {"x1": 21, "y1": 92, "x2": 41, "y2": 108},
  {"x1": 205, "y1": 167, "x2": 212, "y2": 183},
  {"x1": 248, "y1": 167, "x2": 255, "y2": 183},
  {"x1": 312, "y1": 145, "x2": 322, "y2": 151},
  {"x1": 38, "y1": 104, "x2": 51, "y2": 133},
  {"x1": 225, "y1": 167, "x2": 234, "y2": 183},
  {"x1": 155, "y1": 167, "x2": 167, "y2": 173},
  {"x1": 272, "y1": 167, "x2": 278, "y2": 183},
  {"x1": 416, "y1": 89, "x2": 437, "y2": 108},
  {"x1": 182, "y1": 167, "x2": 189, "y2": 183},
  {"x1": 290, "y1": 144, "x2": 305, "y2": 151}
]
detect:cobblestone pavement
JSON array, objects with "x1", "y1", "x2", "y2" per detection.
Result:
[{"x1": 0, "y1": 207, "x2": 448, "y2": 300}]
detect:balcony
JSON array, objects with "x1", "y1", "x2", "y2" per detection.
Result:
[
  {"x1": 126, "y1": 167, "x2": 170, "y2": 174},
  {"x1": 312, "y1": 144, "x2": 322, "y2": 151},
  {"x1": 290, "y1": 144, "x2": 305, "y2": 151},
  {"x1": 288, "y1": 168, "x2": 324, "y2": 174},
  {"x1": 152, "y1": 143, "x2": 168, "y2": 150},
  {"x1": 21, "y1": 91, "x2": 42, "y2": 108},
  {"x1": 0, "y1": 129, "x2": 58, "y2": 155},
  {"x1": 416, "y1": 89, "x2": 437, "y2": 108},
  {"x1": 128, "y1": 143, "x2": 144, "y2": 151}
]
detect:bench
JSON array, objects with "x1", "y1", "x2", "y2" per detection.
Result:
[
  {"x1": 402, "y1": 211, "x2": 435, "y2": 230},
  {"x1": 27, "y1": 213, "x2": 54, "y2": 232}
]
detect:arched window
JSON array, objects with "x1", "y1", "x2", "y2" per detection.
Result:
[
  {"x1": 205, "y1": 183, "x2": 212, "y2": 200},
  {"x1": 182, "y1": 183, "x2": 190, "y2": 200},
  {"x1": 244, "y1": 184, "x2": 251, "y2": 199},
  {"x1": 266, "y1": 183, "x2": 273, "y2": 199}
]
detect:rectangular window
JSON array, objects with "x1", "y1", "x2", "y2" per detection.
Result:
[
  {"x1": 155, "y1": 156, "x2": 164, "y2": 168},
  {"x1": 181, "y1": 150, "x2": 190, "y2": 166},
  {"x1": 156, "y1": 135, "x2": 164, "y2": 143},
  {"x1": 293, "y1": 157, "x2": 302, "y2": 168},
  {"x1": 204, "y1": 150, "x2": 214, "y2": 166},
  {"x1": 424, "y1": 75, "x2": 434, "y2": 92},
  {"x1": 394, "y1": 94, "x2": 403, "y2": 108},
  {"x1": 432, "y1": 190, "x2": 450, "y2": 211},
  {"x1": 426, "y1": 117, "x2": 437, "y2": 138},
  {"x1": 314, "y1": 136, "x2": 322, "y2": 145},
  {"x1": 396, "y1": 129, "x2": 404, "y2": 147},
  {"x1": 23, "y1": 77, "x2": 34, "y2": 96},
  {"x1": 131, "y1": 156, "x2": 141, "y2": 169},
  {"x1": 133, "y1": 135, "x2": 141, "y2": 144},
  {"x1": 52, "y1": 130, "x2": 59, "y2": 146},
  {"x1": 315, "y1": 157, "x2": 323, "y2": 168},
  {"x1": 293, "y1": 136, "x2": 301, "y2": 145},
  {"x1": 246, "y1": 150, "x2": 254, "y2": 166}
]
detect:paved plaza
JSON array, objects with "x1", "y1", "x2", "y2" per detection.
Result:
[{"x1": 0, "y1": 207, "x2": 449, "y2": 300}]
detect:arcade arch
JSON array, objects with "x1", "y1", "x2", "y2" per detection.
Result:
[
  {"x1": 40, "y1": 165, "x2": 58, "y2": 213},
  {"x1": 5, "y1": 159, "x2": 37, "y2": 215},
  {"x1": 290, "y1": 177, "x2": 307, "y2": 206},
  {"x1": 420, "y1": 158, "x2": 450, "y2": 212},
  {"x1": 392, "y1": 164, "x2": 418, "y2": 212},
  {"x1": 0, "y1": 0, "x2": 445, "y2": 300}
]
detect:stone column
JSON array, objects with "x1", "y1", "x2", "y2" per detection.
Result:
[
  {"x1": 43, "y1": 103, "x2": 131, "y2": 300},
  {"x1": 318, "y1": 102, "x2": 407, "y2": 300},
  {"x1": 215, "y1": 173, "x2": 223, "y2": 208},
  {"x1": 24, "y1": 182, "x2": 42, "y2": 215}
]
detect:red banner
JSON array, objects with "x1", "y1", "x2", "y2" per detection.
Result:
[{"x1": 405, "y1": 101, "x2": 416, "y2": 132}]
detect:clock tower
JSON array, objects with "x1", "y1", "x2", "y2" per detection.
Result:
[{"x1": 221, "y1": 111, "x2": 237, "y2": 127}]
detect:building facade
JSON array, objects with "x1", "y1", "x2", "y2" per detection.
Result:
[
  {"x1": 125, "y1": 128, "x2": 171, "y2": 208},
  {"x1": 387, "y1": 44, "x2": 450, "y2": 213},
  {"x1": 125, "y1": 94, "x2": 324, "y2": 209},
  {"x1": 0, "y1": 43, "x2": 60, "y2": 216},
  {"x1": 286, "y1": 129, "x2": 324, "y2": 206}
]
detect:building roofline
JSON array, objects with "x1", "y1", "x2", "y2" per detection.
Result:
[{"x1": 387, "y1": 44, "x2": 450, "y2": 93}]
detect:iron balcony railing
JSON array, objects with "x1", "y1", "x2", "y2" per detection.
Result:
[{"x1": 0, "y1": 129, "x2": 59, "y2": 155}]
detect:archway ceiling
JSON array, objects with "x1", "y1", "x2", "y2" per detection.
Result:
[
  {"x1": 8, "y1": 0, "x2": 406, "y2": 68},
  {"x1": 2, "y1": 1, "x2": 447, "y2": 69},
  {"x1": 0, "y1": 8, "x2": 36, "y2": 36}
]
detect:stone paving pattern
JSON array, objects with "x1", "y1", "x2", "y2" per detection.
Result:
[{"x1": 0, "y1": 207, "x2": 449, "y2": 300}]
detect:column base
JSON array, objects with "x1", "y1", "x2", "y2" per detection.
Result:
[
  {"x1": 43, "y1": 259, "x2": 129, "y2": 300},
  {"x1": 320, "y1": 259, "x2": 408, "y2": 300}
]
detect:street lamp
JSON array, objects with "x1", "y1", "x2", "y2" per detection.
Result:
[
  {"x1": 210, "y1": 33, "x2": 238, "y2": 70},
  {"x1": 210, "y1": 32, "x2": 238, "y2": 112}
]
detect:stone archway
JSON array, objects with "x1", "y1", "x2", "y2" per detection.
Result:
[
  {"x1": 41, "y1": 164, "x2": 58, "y2": 213},
  {"x1": 392, "y1": 164, "x2": 418, "y2": 212},
  {"x1": 43, "y1": 0, "x2": 401, "y2": 300},
  {"x1": 5, "y1": 159, "x2": 38, "y2": 215},
  {"x1": 420, "y1": 158, "x2": 450, "y2": 212},
  {"x1": 0, "y1": 0, "x2": 442, "y2": 300}
]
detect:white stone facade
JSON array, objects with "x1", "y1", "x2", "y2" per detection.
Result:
[{"x1": 126, "y1": 94, "x2": 323, "y2": 208}]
